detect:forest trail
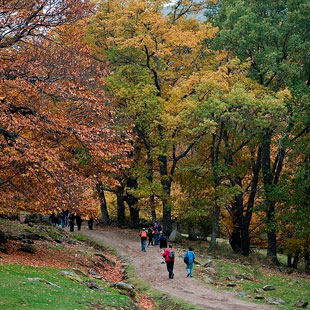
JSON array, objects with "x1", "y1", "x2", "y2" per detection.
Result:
[{"x1": 82, "y1": 227, "x2": 274, "y2": 310}]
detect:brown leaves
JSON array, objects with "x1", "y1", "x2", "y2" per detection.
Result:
[{"x1": 0, "y1": 2, "x2": 133, "y2": 216}]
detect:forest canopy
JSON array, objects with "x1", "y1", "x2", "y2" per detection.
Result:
[{"x1": 1, "y1": 0, "x2": 310, "y2": 269}]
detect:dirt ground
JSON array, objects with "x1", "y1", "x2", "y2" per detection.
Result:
[{"x1": 82, "y1": 227, "x2": 274, "y2": 310}]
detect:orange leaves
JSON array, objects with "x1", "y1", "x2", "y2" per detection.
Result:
[{"x1": 0, "y1": 1, "x2": 133, "y2": 216}]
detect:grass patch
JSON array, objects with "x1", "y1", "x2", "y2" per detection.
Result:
[
  {"x1": 73, "y1": 233, "x2": 118, "y2": 256},
  {"x1": 0, "y1": 264, "x2": 135, "y2": 310},
  {"x1": 150, "y1": 291, "x2": 204, "y2": 310},
  {"x1": 213, "y1": 259, "x2": 310, "y2": 310}
]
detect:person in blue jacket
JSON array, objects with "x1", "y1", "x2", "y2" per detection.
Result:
[{"x1": 184, "y1": 246, "x2": 196, "y2": 277}]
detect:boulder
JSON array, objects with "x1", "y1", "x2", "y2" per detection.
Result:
[
  {"x1": 113, "y1": 282, "x2": 134, "y2": 291},
  {"x1": 203, "y1": 276, "x2": 214, "y2": 284},
  {"x1": 226, "y1": 276, "x2": 237, "y2": 282},
  {"x1": 112, "y1": 282, "x2": 135, "y2": 298},
  {"x1": 254, "y1": 288, "x2": 264, "y2": 294},
  {"x1": 95, "y1": 253, "x2": 116, "y2": 266},
  {"x1": 168, "y1": 230, "x2": 182, "y2": 242},
  {"x1": 59, "y1": 270, "x2": 83, "y2": 283},
  {"x1": 27, "y1": 278, "x2": 60, "y2": 288},
  {"x1": 88, "y1": 268, "x2": 97, "y2": 275},
  {"x1": 294, "y1": 301, "x2": 308, "y2": 308},
  {"x1": 19, "y1": 243, "x2": 36, "y2": 254},
  {"x1": 266, "y1": 297, "x2": 285, "y2": 305},
  {"x1": 236, "y1": 292, "x2": 247, "y2": 298},
  {"x1": 203, "y1": 259, "x2": 213, "y2": 268},
  {"x1": 72, "y1": 268, "x2": 87, "y2": 277},
  {"x1": 205, "y1": 267, "x2": 217, "y2": 276},
  {"x1": 86, "y1": 281, "x2": 105, "y2": 291},
  {"x1": 263, "y1": 285, "x2": 275, "y2": 291}
]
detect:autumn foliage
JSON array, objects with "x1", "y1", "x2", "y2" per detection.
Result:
[{"x1": 0, "y1": 1, "x2": 132, "y2": 216}]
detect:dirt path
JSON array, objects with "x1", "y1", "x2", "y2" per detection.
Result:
[{"x1": 81, "y1": 227, "x2": 274, "y2": 310}]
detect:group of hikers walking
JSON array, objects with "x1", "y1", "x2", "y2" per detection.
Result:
[
  {"x1": 139, "y1": 222, "x2": 196, "y2": 279},
  {"x1": 49, "y1": 210, "x2": 94, "y2": 232}
]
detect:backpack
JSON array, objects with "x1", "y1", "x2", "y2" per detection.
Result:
[
  {"x1": 141, "y1": 231, "x2": 147, "y2": 238},
  {"x1": 184, "y1": 251, "x2": 189, "y2": 264},
  {"x1": 168, "y1": 250, "x2": 175, "y2": 260}
]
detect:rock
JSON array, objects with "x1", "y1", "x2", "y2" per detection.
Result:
[
  {"x1": 205, "y1": 267, "x2": 217, "y2": 276},
  {"x1": 26, "y1": 233, "x2": 41, "y2": 241},
  {"x1": 95, "y1": 253, "x2": 116, "y2": 266},
  {"x1": 113, "y1": 282, "x2": 134, "y2": 291},
  {"x1": 86, "y1": 281, "x2": 105, "y2": 291},
  {"x1": 0, "y1": 229, "x2": 7, "y2": 245},
  {"x1": 243, "y1": 261, "x2": 251, "y2": 266},
  {"x1": 92, "y1": 275, "x2": 103, "y2": 280},
  {"x1": 59, "y1": 270, "x2": 83, "y2": 283},
  {"x1": 294, "y1": 301, "x2": 308, "y2": 308},
  {"x1": 19, "y1": 243, "x2": 36, "y2": 254},
  {"x1": 266, "y1": 297, "x2": 285, "y2": 305},
  {"x1": 203, "y1": 276, "x2": 214, "y2": 284},
  {"x1": 254, "y1": 288, "x2": 264, "y2": 294},
  {"x1": 88, "y1": 268, "x2": 97, "y2": 275},
  {"x1": 240, "y1": 272, "x2": 254, "y2": 281},
  {"x1": 255, "y1": 296, "x2": 264, "y2": 300},
  {"x1": 27, "y1": 278, "x2": 60, "y2": 288},
  {"x1": 168, "y1": 230, "x2": 182, "y2": 242},
  {"x1": 263, "y1": 285, "x2": 275, "y2": 291},
  {"x1": 72, "y1": 268, "x2": 87, "y2": 277},
  {"x1": 226, "y1": 276, "x2": 237, "y2": 282},
  {"x1": 203, "y1": 259, "x2": 213, "y2": 268},
  {"x1": 236, "y1": 292, "x2": 247, "y2": 298},
  {"x1": 227, "y1": 283, "x2": 236, "y2": 287}
]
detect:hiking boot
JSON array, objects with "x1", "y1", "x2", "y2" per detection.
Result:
[
  {"x1": 187, "y1": 273, "x2": 190, "y2": 277},
  {"x1": 171, "y1": 273, "x2": 174, "y2": 279}
]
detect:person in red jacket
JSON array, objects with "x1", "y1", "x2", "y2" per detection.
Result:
[
  {"x1": 139, "y1": 228, "x2": 147, "y2": 252},
  {"x1": 162, "y1": 244, "x2": 175, "y2": 279}
]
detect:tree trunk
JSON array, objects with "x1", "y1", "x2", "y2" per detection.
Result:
[
  {"x1": 305, "y1": 252, "x2": 310, "y2": 274},
  {"x1": 229, "y1": 191, "x2": 243, "y2": 253},
  {"x1": 116, "y1": 187, "x2": 125, "y2": 227},
  {"x1": 209, "y1": 129, "x2": 223, "y2": 249},
  {"x1": 150, "y1": 194, "x2": 156, "y2": 223},
  {"x1": 287, "y1": 253, "x2": 292, "y2": 267},
  {"x1": 292, "y1": 250, "x2": 300, "y2": 269},
  {"x1": 124, "y1": 176, "x2": 140, "y2": 228},
  {"x1": 129, "y1": 206, "x2": 140, "y2": 228},
  {"x1": 96, "y1": 181, "x2": 110, "y2": 225},
  {"x1": 262, "y1": 132, "x2": 278, "y2": 262},
  {"x1": 210, "y1": 203, "x2": 220, "y2": 249},
  {"x1": 158, "y1": 154, "x2": 172, "y2": 235},
  {"x1": 188, "y1": 224, "x2": 197, "y2": 241}
]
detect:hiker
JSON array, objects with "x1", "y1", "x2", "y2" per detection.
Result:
[
  {"x1": 159, "y1": 232, "x2": 167, "y2": 249},
  {"x1": 184, "y1": 246, "x2": 196, "y2": 277},
  {"x1": 88, "y1": 217, "x2": 94, "y2": 230},
  {"x1": 139, "y1": 228, "x2": 147, "y2": 252},
  {"x1": 76, "y1": 214, "x2": 82, "y2": 231},
  {"x1": 50, "y1": 211, "x2": 57, "y2": 227},
  {"x1": 153, "y1": 221, "x2": 160, "y2": 245},
  {"x1": 147, "y1": 226, "x2": 154, "y2": 247},
  {"x1": 59, "y1": 209, "x2": 66, "y2": 228},
  {"x1": 162, "y1": 244, "x2": 175, "y2": 279},
  {"x1": 68, "y1": 212, "x2": 75, "y2": 232}
]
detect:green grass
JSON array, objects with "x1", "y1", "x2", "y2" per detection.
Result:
[
  {"x1": 212, "y1": 259, "x2": 310, "y2": 310},
  {"x1": 73, "y1": 233, "x2": 118, "y2": 256},
  {"x1": 0, "y1": 264, "x2": 135, "y2": 310}
]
